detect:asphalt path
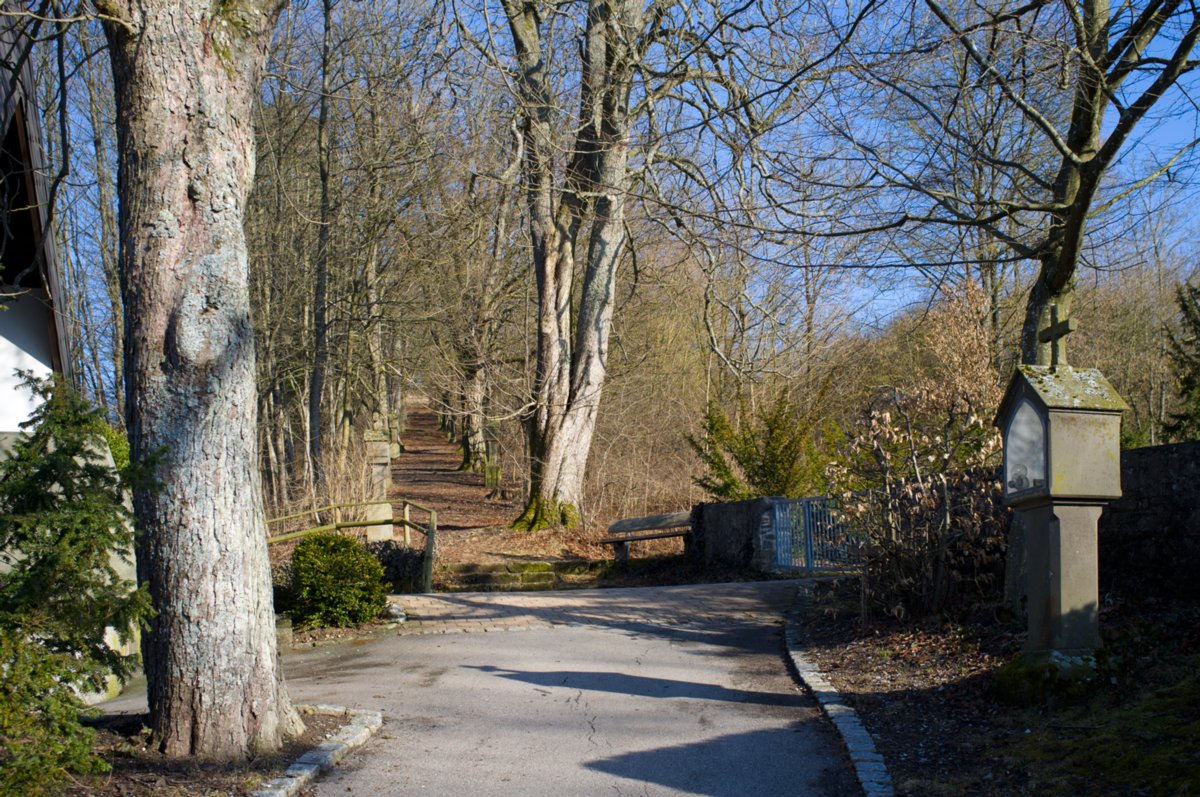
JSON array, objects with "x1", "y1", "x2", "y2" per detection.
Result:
[{"x1": 284, "y1": 581, "x2": 859, "y2": 796}]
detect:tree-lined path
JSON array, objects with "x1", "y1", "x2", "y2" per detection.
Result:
[
  {"x1": 389, "y1": 402, "x2": 516, "y2": 533},
  {"x1": 393, "y1": 402, "x2": 609, "y2": 564},
  {"x1": 285, "y1": 581, "x2": 859, "y2": 796},
  {"x1": 98, "y1": 406, "x2": 863, "y2": 794}
]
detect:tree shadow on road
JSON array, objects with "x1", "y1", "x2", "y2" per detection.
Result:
[
  {"x1": 464, "y1": 665, "x2": 807, "y2": 707},
  {"x1": 400, "y1": 581, "x2": 806, "y2": 658},
  {"x1": 583, "y1": 724, "x2": 858, "y2": 797}
]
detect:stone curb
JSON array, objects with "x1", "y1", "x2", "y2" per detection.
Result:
[
  {"x1": 785, "y1": 584, "x2": 895, "y2": 797},
  {"x1": 249, "y1": 704, "x2": 384, "y2": 797}
]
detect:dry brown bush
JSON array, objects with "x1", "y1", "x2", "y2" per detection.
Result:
[{"x1": 830, "y1": 285, "x2": 1008, "y2": 619}]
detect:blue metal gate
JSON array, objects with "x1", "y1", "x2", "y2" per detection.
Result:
[{"x1": 771, "y1": 497, "x2": 861, "y2": 572}]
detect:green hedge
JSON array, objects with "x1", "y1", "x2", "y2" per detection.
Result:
[{"x1": 289, "y1": 534, "x2": 388, "y2": 628}]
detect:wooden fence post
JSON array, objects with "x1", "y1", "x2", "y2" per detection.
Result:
[{"x1": 422, "y1": 510, "x2": 437, "y2": 593}]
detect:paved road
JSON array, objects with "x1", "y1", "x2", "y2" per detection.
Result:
[{"x1": 285, "y1": 581, "x2": 859, "y2": 797}]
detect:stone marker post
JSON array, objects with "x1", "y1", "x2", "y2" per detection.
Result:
[
  {"x1": 994, "y1": 312, "x2": 1127, "y2": 659},
  {"x1": 389, "y1": 410, "x2": 404, "y2": 457},
  {"x1": 364, "y1": 430, "x2": 393, "y2": 542},
  {"x1": 484, "y1": 424, "x2": 501, "y2": 490}
]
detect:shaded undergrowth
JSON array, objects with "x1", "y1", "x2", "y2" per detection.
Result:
[{"x1": 797, "y1": 581, "x2": 1200, "y2": 796}]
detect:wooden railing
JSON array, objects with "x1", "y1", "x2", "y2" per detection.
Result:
[{"x1": 266, "y1": 499, "x2": 438, "y2": 593}]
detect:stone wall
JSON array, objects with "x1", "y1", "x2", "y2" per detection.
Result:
[
  {"x1": 690, "y1": 498, "x2": 780, "y2": 572},
  {"x1": 1099, "y1": 440, "x2": 1200, "y2": 597},
  {"x1": 691, "y1": 498, "x2": 773, "y2": 571},
  {"x1": 692, "y1": 442, "x2": 1200, "y2": 592}
]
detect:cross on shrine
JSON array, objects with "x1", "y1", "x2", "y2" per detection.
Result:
[{"x1": 1037, "y1": 303, "x2": 1076, "y2": 370}]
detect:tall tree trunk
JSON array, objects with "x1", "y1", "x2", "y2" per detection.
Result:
[
  {"x1": 84, "y1": 46, "x2": 125, "y2": 420},
  {"x1": 507, "y1": 0, "x2": 640, "y2": 529},
  {"x1": 308, "y1": 0, "x2": 335, "y2": 487},
  {"x1": 363, "y1": 101, "x2": 389, "y2": 437},
  {"x1": 366, "y1": 245, "x2": 389, "y2": 434},
  {"x1": 275, "y1": 387, "x2": 291, "y2": 505},
  {"x1": 388, "y1": 334, "x2": 406, "y2": 451},
  {"x1": 460, "y1": 365, "x2": 487, "y2": 471},
  {"x1": 336, "y1": 320, "x2": 356, "y2": 458},
  {"x1": 102, "y1": 0, "x2": 302, "y2": 759}
]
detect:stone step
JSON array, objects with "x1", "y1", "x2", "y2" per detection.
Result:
[
  {"x1": 439, "y1": 562, "x2": 553, "y2": 576},
  {"x1": 433, "y1": 560, "x2": 613, "y2": 593},
  {"x1": 437, "y1": 579, "x2": 558, "y2": 593},
  {"x1": 438, "y1": 559, "x2": 607, "y2": 577},
  {"x1": 444, "y1": 571, "x2": 555, "y2": 587}
]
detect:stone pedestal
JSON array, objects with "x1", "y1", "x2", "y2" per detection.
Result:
[
  {"x1": 364, "y1": 431, "x2": 393, "y2": 542},
  {"x1": 1020, "y1": 503, "x2": 1101, "y2": 653},
  {"x1": 995, "y1": 361, "x2": 1127, "y2": 660}
]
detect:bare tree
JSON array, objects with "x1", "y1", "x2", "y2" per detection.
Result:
[
  {"x1": 307, "y1": 0, "x2": 335, "y2": 488},
  {"x1": 494, "y1": 0, "x2": 649, "y2": 528},
  {"x1": 1072, "y1": 178, "x2": 1194, "y2": 444},
  {"x1": 818, "y1": 1, "x2": 1200, "y2": 365},
  {"x1": 99, "y1": 0, "x2": 302, "y2": 758},
  {"x1": 247, "y1": 0, "x2": 449, "y2": 508}
]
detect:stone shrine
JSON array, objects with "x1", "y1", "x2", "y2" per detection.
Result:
[{"x1": 995, "y1": 309, "x2": 1127, "y2": 656}]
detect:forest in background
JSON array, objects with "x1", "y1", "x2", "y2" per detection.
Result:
[{"x1": 28, "y1": 0, "x2": 1200, "y2": 531}]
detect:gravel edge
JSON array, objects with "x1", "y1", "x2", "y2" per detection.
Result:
[
  {"x1": 785, "y1": 583, "x2": 895, "y2": 797},
  {"x1": 249, "y1": 704, "x2": 384, "y2": 797}
]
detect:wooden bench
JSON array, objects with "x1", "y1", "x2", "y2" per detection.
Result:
[{"x1": 599, "y1": 511, "x2": 691, "y2": 563}]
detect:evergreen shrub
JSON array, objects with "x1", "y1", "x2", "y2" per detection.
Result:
[
  {"x1": 0, "y1": 631, "x2": 107, "y2": 797},
  {"x1": 687, "y1": 391, "x2": 834, "y2": 501},
  {"x1": 289, "y1": 533, "x2": 388, "y2": 628},
  {"x1": 0, "y1": 375, "x2": 150, "y2": 795},
  {"x1": 365, "y1": 539, "x2": 425, "y2": 593}
]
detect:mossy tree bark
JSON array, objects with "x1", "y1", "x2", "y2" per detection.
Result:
[
  {"x1": 101, "y1": 0, "x2": 303, "y2": 759},
  {"x1": 459, "y1": 365, "x2": 487, "y2": 472}
]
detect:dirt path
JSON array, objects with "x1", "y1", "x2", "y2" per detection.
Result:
[
  {"x1": 389, "y1": 405, "x2": 517, "y2": 532},
  {"x1": 392, "y1": 404, "x2": 605, "y2": 563}
]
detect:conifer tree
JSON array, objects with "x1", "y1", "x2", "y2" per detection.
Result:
[
  {"x1": 0, "y1": 375, "x2": 149, "y2": 682},
  {"x1": 1165, "y1": 281, "x2": 1200, "y2": 441},
  {"x1": 687, "y1": 393, "x2": 829, "y2": 501},
  {"x1": 0, "y1": 375, "x2": 150, "y2": 793}
]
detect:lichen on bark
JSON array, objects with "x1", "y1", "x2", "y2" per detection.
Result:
[{"x1": 102, "y1": 0, "x2": 301, "y2": 761}]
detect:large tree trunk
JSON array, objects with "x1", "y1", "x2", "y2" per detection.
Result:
[
  {"x1": 459, "y1": 365, "x2": 487, "y2": 471},
  {"x1": 363, "y1": 100, "x2": 390, "y2": 440},
  {"x1": 83, "y1": 50, "x2": 125, "y2": 421},
  {"x1": 1015, "y1": 0, "x2": 1200, "y2": 364},
  {"x1": 103, "y1": 0, "x2": 302, "y2": 759},
  {"x1": 506, "y1": 0, "x2": 640, "y2": 529},
  {"x1": 388, "y1": 334, "x2": 406, "y2": 452},
  {"x1": 1017, "y1": 1, "x2": 1107, "y2": 365}
]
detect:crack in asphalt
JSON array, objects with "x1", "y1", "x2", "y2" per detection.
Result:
[{"x1": 586, "y1": 712, "x2": 598, "y2": 746}]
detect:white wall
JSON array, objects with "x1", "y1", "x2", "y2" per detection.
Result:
[{"x1": 0, "y1": 290, "x2": 54, "y2": 432}]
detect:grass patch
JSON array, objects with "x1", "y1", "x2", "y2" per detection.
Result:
[
  {"x1": 1005, "y1": 669, "x2": 1200, "y2": 795},
  {"x1": 996, "y1": 601, "x2": 1200, "y2": 795}
]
